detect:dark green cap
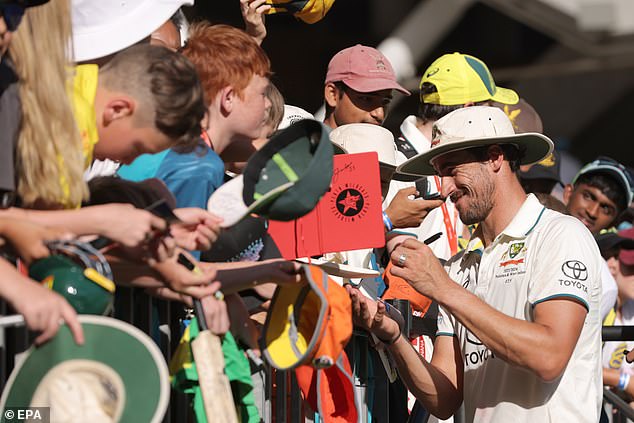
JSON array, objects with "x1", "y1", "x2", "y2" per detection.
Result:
[
  {"x1": 243, "y1": 119, "x2": 333, "y2": 221},
  {"x1": 208, "y1": 119, "x2": 333, "y2": 227}
]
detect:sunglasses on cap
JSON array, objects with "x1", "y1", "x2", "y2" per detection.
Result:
[{"x1": 0, "y1": 4, "x2": 24, "y2": 32}]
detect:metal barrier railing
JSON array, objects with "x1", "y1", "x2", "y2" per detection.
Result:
[
  {"x1": 603, "y1": 388, "x2": 634, "y2": 422},
  {"x1": 601, "y1": 326, "x2": 634, "y2": 423},
  {"x1": 0, "y1": 291, "x2": 423, "y2": 422},
  {"x1": 603, "y1": 326, "x2": 634, "y2": 342},
  {"x1": 2, "y1": 293, "x2": 634, "y2": 422}
]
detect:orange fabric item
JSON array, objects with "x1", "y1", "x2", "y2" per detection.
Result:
[
  {"x1": 381, "y1": 261, "x2": 432, "y2": 315},
  {"x1": 261, "y1": 264, "x2": 353, "y2": 370},
  {"x1": 295, "y1": 351, "x2": 358, "y2": 422},
  {"x1": 305, "y1": 265, "x2": 353, "y2": 367}
]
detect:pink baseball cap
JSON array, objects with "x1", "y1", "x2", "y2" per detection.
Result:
[
  {"x1": 619, "y1": 227, "x2": 634, "y2": 266},
  {"x1": 325, "y1": 44, "x2": 410, "y2": 96}
]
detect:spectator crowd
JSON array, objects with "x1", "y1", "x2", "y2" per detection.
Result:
[{"x1": 0, "y1": 0, "x2": 633, "y2": 422}]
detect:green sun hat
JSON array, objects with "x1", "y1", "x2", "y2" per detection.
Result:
[
  {"x1": 0, "y1": 315, "x2": 170, "y2": 423},
  {"x1": 208, "y1": 119, "x2": 333, "y2": 227}
]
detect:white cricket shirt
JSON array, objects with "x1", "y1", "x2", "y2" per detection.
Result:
[{"x1": 437, "y1": 194, "x2": 602, "y2": 422}]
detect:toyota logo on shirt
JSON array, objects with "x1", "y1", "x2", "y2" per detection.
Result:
[{"x1": 561, "y1": 260, "x2": 588, "y2": 281}]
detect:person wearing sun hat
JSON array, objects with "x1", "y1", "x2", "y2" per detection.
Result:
[
  {"x1": 395, "y1": 52, "x2": 521, "y2": 266},
  {"x1": 324, "y1": 124, "x2": 441, "y2": 299},
  {"x1": 382, "y1": 57, "x2": 520, "y2": 410},
  {"x1": 330, "y1": 123, "x2": 403, "y2": 198},
  {"x1": 351, "y1": 105, "x2": 603, "y2": 422},
  {"x1": 73, "y1": 0, "x2": 196, "y2": 182},
  {"x1": 397, "y1": 106, "x2": 549, "y2": 177}
]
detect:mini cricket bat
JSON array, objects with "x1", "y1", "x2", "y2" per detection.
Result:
[{"x1": 179, "y1": 254, "x2": 239, "y2": 423}]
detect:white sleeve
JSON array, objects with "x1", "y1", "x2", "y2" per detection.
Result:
[
  {"x1": 436, "y1": 304, "x2": 456, "y2": 337},
  {"x1": 436, "y1": 261, "x2": 461, "y2": 337},
  {"x1": 528, "y1": 216, "x2": 601, "y2": 311},
  {"x1": 600, "y1": 261, "x2": 618, "y2": 321}
]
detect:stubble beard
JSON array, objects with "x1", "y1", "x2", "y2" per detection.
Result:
[{"x1": 457, "y1": 167, "x2": 495, "y2": 226}]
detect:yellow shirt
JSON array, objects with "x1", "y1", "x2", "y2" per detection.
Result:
[
  {"x1": 70, "y1": 64, "x2": 99, "y2": 168},
  {"x1": 54, "y1": 64, "x2": 98, "y2": 208}
]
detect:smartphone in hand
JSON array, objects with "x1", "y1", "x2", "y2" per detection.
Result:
[
  {"x1": 415, "y1": 178, "x2": 442, "y2": 201},
  {"x1": 422, "y1": 191, "x2": 442, "y2": 201}
]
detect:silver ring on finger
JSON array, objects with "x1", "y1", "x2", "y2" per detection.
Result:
[{"x1": 397, "y1": 253, "x2": 407, "y2": 267}]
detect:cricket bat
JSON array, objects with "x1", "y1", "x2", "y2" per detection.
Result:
[{"x1": 179, "y1": 254, "x2": 239, "y2": 423}]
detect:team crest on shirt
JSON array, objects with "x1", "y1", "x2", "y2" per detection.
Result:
[
  {"x1": 496, "y1": 241, "x2": 527, "y2": 281},
  {"x1": 508, "y1": 242, "x2": 524, "y2": 259}
]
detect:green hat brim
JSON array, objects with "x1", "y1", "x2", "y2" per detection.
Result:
[
  {"x1": 209, "y1": 120, "x2": 333, "y2": 226},
  {"x1": 207, "y1": 174, "x2": 295, "y2": 228},
  {"x1": 0, "y1": 315, "x2": 169, "y2": 423},
  {"x1": 244, "y1": 120, "x2": 334, "y2": 221}
]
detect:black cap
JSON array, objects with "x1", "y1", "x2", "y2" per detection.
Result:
[
  {"x1": 519, "y1": 149, "x2": 562, "y2": 185},
  {"x1": 595, "y1": 231, "x2": 634, "y2": 257},
  {"x1": 0, "y1": 0, "x2": 49, "y2": 7}
]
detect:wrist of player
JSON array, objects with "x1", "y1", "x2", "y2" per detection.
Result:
[
  {"x1": 426, "y1": 275, "x2": 459, "y2": 307},
  {"x1": 374, "y1": 319, "x2": 401, "y2": 345}
]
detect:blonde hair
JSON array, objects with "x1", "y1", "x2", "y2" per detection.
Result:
[
  {"x1": 264, "y1": 82, "x2": 284, "y2": 135},
  {"x1": 9, "y1": 0, "x2": 87, "y2": 208}
]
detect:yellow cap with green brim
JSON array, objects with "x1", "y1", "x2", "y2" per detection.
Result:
[{"x1": 420, "y1": 52, "x2": 519, "y2": 106}]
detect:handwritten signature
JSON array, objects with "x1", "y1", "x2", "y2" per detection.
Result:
[{"x1": 332, "y1": 162, "x2": 355, "y2": 183}]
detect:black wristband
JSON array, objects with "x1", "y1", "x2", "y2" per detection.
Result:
[{"x1": 376, "y1": 331, "x2": 401, "y2": 346}]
